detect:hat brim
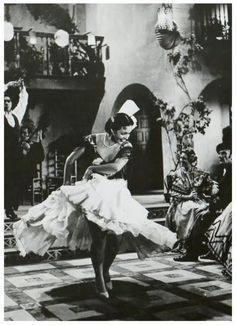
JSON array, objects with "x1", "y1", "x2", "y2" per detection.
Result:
[{"x1": 216, "y1": 142, "x2": 231, "y2": 153}]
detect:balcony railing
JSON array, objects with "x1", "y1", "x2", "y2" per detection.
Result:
[
  {"x1": 192, "y1": 4, "x2": 231, "y2": 44},
  {"x1": 5, "y1": 29, "x2": 106, "y2": 79}
]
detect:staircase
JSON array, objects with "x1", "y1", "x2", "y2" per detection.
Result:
[{"x1": 4, "y1": 195, "x2": 169, "y2": 266}]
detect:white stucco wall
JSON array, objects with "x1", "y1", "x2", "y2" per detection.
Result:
[{"x1": 86, "y1": 3, "x2": 229, "y2": 178}]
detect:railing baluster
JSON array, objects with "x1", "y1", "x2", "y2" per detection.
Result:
[
  {"x1": 46, "y1": 36, "x2": 50, "y2": 76},
  {"x1": 8, "y1": 30, "x2": 105, "y2": 78}
]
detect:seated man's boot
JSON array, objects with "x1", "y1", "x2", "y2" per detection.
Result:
[
  {"x1": 200, "y1": 251, "x2": 215, "y2": 260},
  {"x1": 5, "y1": 208, "x2": 18, "y2": 220},
  {"x1": 174, "y1": 253, "x2": 199, "y2": 262}
]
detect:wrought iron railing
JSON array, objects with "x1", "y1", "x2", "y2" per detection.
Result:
[
  {"x1": 5, "y1": 29, "x2": 106, "y2": 79},
  {"x1": 193, "y1": 4, "x2": 231, "y2": 43}
]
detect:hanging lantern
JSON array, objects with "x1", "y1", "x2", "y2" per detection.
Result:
[
  {"x1": 54, "y1": 29, "x2": 69, "y2": 47},
  {"x1": 4, "y1": 21, "x2": 14, "y2": 42},
  {"x1": 87, "y1": 33, "x2": 96, "y2": 46},
  {"x1": 154, "y1": 4, "x2": 181, "y2": 50},
  {"x1": 29, "y1": 30, "x2": 37, "y2": 45}
]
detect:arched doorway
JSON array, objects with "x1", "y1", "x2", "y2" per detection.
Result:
[
  {"x1": 195, "y1": 77, "x2": 231, "y2": 173},
  {"x1": 112, "y1": 84, "x2": 163, "y2": 194}
]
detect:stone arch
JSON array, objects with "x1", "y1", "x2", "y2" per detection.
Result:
[
  {"x1": 195, "y1": 77, "x2": 231, "y2": 172},
  {"x1": 113, "y1": 83, "x2": 164, "y2": 194}
]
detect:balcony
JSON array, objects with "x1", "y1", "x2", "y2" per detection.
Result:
[
  {"x1": 4, "y1": 29, "x2": 106, "y2": 90},
  {"x1": 190, "y1": 4, "x2": 231, "y2": 74}
]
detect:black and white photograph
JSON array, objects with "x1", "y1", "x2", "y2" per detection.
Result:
[{"x1": 3, "y1": 1, "x2": 233, "y2": 321}]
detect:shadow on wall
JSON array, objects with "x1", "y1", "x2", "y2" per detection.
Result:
[{"x1": 113, "y1": 83, "x2": 164, "y2": 194}]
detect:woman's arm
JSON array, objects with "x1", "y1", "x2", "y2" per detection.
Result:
[
  {"x1": 170, "y1": 189, "x2": 198, "y2": 201},
  {"x1": 63, "y1": 146, "x2": 85, "y2": 185},
  {"x1": 83, "y1": 157, "x2": 128, "y2": 180}
]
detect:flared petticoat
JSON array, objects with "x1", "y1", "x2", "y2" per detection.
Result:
[{"x1": 13, "y1": 174, "x2": 176, "y2": 258}]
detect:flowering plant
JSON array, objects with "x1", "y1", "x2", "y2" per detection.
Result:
[
  {"x1": 168, "y1": 34, "x2": 204, "y2": 99},
  {"x1": 154, "y1": 33, "x2": 211, "y2": 169},
  {"x1": 153, "y1": 96, "x2": 211, "y2": 169}
]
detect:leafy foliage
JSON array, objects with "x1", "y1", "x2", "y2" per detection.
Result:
[
  {"x1": 26, "y1": 4, "x2": 75, "y2": 33},
  {"x1": 153, "y1": 95, "x2": 212, "y2": 168},
  {"x1": 168, "y1": 34, "x2": 204, "y2": 77},
  {"x1": 153, "y1": 33, "x2": 212, "y2": 168}
]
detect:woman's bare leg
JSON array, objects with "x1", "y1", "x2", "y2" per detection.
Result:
[
  {"x1": 87, "y1": 220, "x2": 107, "y2": 293},
  {"x1": 103, "y1": 233, "x2": 122, "y2": 287}
]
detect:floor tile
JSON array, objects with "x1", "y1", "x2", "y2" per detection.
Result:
[
  {"x1": 14, "y1": 263, "x2": 55, "y2": 273},
  {"x1": 179, "y1": 280, "x2": 232, "y2": 297},
  {"x1": 112, "y1": 276, "x2": 149, "y2": 287},
  {"x1": 152, "y1": 305, "x2": 231, "y2": 321},
  {"x1": 6, "y1": 273, "x2": 62, "y2": 288},
  {"x1": 195, "y1": 264, "x2": 224, "y2": 275},
  {"x1": 116, "y1": 252, "x2": 138, "y2": 260},
  {"x1": 5, "y1": 309, "x2": 37, "y2": 321},
  {"x1": 220, "y1": 299, "x2": 232, "y2": 307},
  {"x1": 145, "y1": 269, "x2": 205, "y2": 283},
  {"x1": 146, "y1": 289, "x2": 187, "y2": 306},
  {"x1": 23, "y1": 286, "x2": 60, "y2": 302},
  {"x1": 4, "y1": 253, "x2": 232, "y2": 321},
  {"x1": 116, "y1": 288, "x2": 187, "y2": 309},
  {"x1": 64, "y1": 258, "x2": 91, "y2": 266},
  {"x1": 4, "y1": 294, "x2": 18, "y2": 307},
  {"x1": 63, "y1": 267, "x2": 119, "y2": 280},
  {"x1": 45, "y1": 302, "x2": 104, "y2": 320},
  {"x1": 117, "y1": 260, "x2": 170, "y2": 273}
]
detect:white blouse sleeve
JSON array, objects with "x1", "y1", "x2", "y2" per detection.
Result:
[{"x1": 12, "y1": 87, "x2": 29, "y2": 124}]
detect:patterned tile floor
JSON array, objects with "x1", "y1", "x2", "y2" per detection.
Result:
[{"x1": 4, "y1": 252, "x2": 232, "y2": 321}]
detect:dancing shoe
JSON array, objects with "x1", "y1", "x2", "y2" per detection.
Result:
[
  {"x1": 5, "y1": 208, "x2": 18, "y2": 220},
  {"x1": 95, "y1": 286, "x2": 109, "y2": 299},
  {"x1": 199, "y1": 251, "x2": 215, "y2": 261},
  {"x1": 105, "y1": 280, "x2": 113, "y2": 291}
]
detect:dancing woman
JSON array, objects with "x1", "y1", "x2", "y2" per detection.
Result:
[{"x1": 13, "y1": 104, "x2": 176, "y2": 299}]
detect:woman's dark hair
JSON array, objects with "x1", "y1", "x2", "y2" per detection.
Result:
[
  {"x1": 105, "y1": 113, "x2": 134, "y2": 135},
  {"x1": 181, "y1": 148, "x2": 197, "y2": 163},
  {"x1": 4, "y1": 88, "x2": 19, "y2": 109}
]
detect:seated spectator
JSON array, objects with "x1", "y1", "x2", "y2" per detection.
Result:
[
  {"x1": 214, "y1": 125, "x2": 232, "y2": 211},
  {"x1": 195, "y1": 125, "x2": 232, "y2": 264},
  {"x1": 165, "y1": 149, "x2": 218, "y2": 260},
  {"x1": 15, "y1": 125, "x2": 45, "y2": 206}
]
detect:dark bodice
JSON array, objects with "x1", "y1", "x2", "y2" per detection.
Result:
[{"x1": 82, "y1": 133, "x2": 133, "y2": 180}]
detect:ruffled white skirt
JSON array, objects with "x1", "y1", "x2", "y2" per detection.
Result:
[{"x1": 13, "y1": 174, "x2": 176, "y2": 258}]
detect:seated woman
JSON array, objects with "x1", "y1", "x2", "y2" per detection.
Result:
[
  {"x1": 204, "y1": 202, "x2": 232, "y2": 277},
  {"x1": 165, "y1": 149, "x2": 218, "y2": 259},
  {"x1": 13, "y1": 109, "x2": 177, "y2": 299}
]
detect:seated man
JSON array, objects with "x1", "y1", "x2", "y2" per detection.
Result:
[
  {"x1": 214, "y1": 125, "x2": 232, "y2": 211},
  {"x1": 165, "y1": 149, "x2": 218, "y2": 261}
]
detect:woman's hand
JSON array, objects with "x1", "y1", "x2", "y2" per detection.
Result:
[
  {"x1": 188, "y1": 190, "x2": 198, "y2": 200},
  {"x1": 83, "y1": 166, "x2": 94, "y2": 180},
  {"x1": 21, "y1": 141, "x2": 31, "y2": 151},
  {"x1": 92, "y1": 158, "x2": 103, "y2": 166}
]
